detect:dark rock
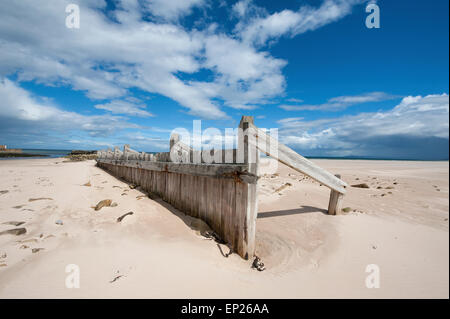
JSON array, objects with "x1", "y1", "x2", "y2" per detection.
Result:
[
  {"x1": 117, "y1": 212, "x2": 134, "y2": 223},
  {"x1": 351, "y1": 183, "x2": 370, "y2": 189},
  {"x1": 252, "y1": 256, "x2": 265, "y2": 271},
  {"x1": 28, "y1": 197, "x2": 53, "y2": 202},
  {"x1": 94, "y1": 199, "x2": 112, "y2": 211},
  {"x1": 0, "y1": 228, "x2": 26, "y2": 236}
]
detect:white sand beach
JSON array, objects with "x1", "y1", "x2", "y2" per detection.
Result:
[{"x1": 0, "y1": 158, "x2": 448, "y2": 298}]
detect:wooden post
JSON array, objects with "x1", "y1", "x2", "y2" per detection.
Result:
[
  {"x1": 246, "y1": 123, "x2": 348, "y2": 194},
  {"x1": 238, "y1": 116, "x2": 259, "y2": 259},
  {"x1": 328, "y1": 174, "x2": 343, "y2": 215},
  {"x1": 170, "y1": 133, "x2": 180, "y2": 151}
]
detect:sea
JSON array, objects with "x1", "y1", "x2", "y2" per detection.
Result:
[
  {"x1": 0, "y1": 149, "x2": 72, "y2": 160},
  {"x1": 0, "y1": 149, "x2": 447, "y2": 161}
]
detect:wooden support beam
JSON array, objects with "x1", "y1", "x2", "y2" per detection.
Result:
[
  {"x1": 328, "y1": 174, "x2": 343, "y2": 215},
  {"x1": 239, "y1": 116, "x2": 259, "y2": 259},
  {"x1": 247, "y1": 123, "x2": 348, "y2": 194},
  {"x1": 97, "y1": 158, "x2": 258, "y2": 184}
]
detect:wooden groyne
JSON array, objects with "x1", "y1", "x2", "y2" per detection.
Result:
[{"x1": 96, "y1": 116, "x2": 347, "y2": 259}]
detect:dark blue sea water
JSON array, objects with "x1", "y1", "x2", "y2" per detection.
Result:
[
  {"x1": 0, "y1": 149, "x2": 72, "y2": 160},
  {"x1": 1, "y1": 149, "x2": 447, "y2": 161}
]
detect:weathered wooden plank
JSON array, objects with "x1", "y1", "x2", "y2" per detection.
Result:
[
  {"x1": 205, "y1": 177, "x2": 216, "y2": 228},
  {"x1": 174, "y1": 173, "x2": 181, "y2": 208},
  {"x1": 239, "y1": 116, "x2": 260, "y2": 259},
  {"x1": 191, "y1": 175, "x2": 200, "y2": 218},
  {"x1": 244, "y1": 162, "x2": 259, "y2": 259},
  {"x1": 198, "y1": 176, "x2": 207, "y2": 223},
  {"x1": 248, "y1": 123, "x2": 348, "y2": 194},
  {"x1": 221, "y1": 179, "x2": 229, "y2": 243},
  {"x1": 234, "y1": 182, "x2": 245, "y2": 256},
  {"x1": 328, "y1": 174, "x2": 343, "y2": 215},
  {"x1": 212, "y1": 179, "x2": 222, "y2": 237},
  {"x1": 96, "y1": 159, "x2": 257, "y2": 184},
  {"x1": 97, "y1": 133, "x2": 259, "y2": 259}
]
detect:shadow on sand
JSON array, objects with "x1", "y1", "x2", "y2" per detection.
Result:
[{"x1": 257, "y1": 206, "x2": 327, "y2": 219}]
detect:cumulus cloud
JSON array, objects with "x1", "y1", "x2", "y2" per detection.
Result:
[
  {"x1": 236, "y1": 0, "x2": 362, "y2": 46},
  {"x1": 144, "y1": 0, "x2": 206, "y2": 21},
  {"x1": 277, "y1": 94, "x2": 449, "y2": 159},
  {"x1": 0, "y1": 78, "x2": 138, "y2": 139},
  {"x1": 0, "y1": 0, "x2": 312, "y2": 119},
  {"x1": 201, "y1": 34, "x2": 286, "y2": 109},
  {"x1": 280, "y1": 92, "x2": 397, "y2": 111}
]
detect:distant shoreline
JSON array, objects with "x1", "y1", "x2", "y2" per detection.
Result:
[
  {"x1": 0, "y1": 152, "x2": 49, "y2": 158},
  {"x1": 2, "y1": 148, "x2": 448, "y2": 162}
]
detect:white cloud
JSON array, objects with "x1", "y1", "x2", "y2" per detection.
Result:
[
  {"x1": 144, "y1": 0, "x2": 206, "y2": 21},
  {"x1": 0, "y1": 0, "x2": 366, "y2": 120},
  {"x1": 94, "y1": 100, "x2": 154, "y2": 117},
  {"x1": 237, "y1": 0, "x2": 362, "y2": 46},
  {"x1": 280, "y1": 92, "x2": 396, "y2": 111},
  {"x1": 232, "y1": 0, "x2": 251, "y2": 18},
  {"x1": 0, "y1": 0, "x2": 220, "y2": 119},
  {"x1": 285, "y1": 98, "x2": 303, "y2": 103},
  {"x1": 0, "y1": 78, "x2": 138, "y2": 137},
  {"x1": 277, "y1": 94, "x2": 449, "y2": 157},
  {"x1": 201, "y1": 34, "x2": 286, "y2": 109}
]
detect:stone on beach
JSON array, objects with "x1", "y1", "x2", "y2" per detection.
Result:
[
  {"x1": 351, "y1": 183, "x2": 370, "y2": 189},
  {"x1": 0, "y1": 228, "x2": 27, "y2": 236},
  {"x1": 274, "y1": 182, "x2": 292, "y2": 193},
  {"x1": 117, "y1": 212, "x2": 134, "y2": 223},
  {"x1": 28, "y1": 197, "x2": 53, "y2": 202},
  {"x1": 94, "y1": 199, "x2": 113, "y2": 211}
]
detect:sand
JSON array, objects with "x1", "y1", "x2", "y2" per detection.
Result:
[{"x1": 0, "y1": 158, "x2": 448, "y2": 298}]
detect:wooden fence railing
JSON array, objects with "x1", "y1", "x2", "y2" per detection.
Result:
[
  {"x1": 97, "y1": 117, "x2": 259, "y2": 259},
  {"x1": 96, "y1": 116, "x2": 347, "y2": 260}
]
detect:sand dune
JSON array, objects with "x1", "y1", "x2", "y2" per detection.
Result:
[{"x1": 0, "y1": 158, "x2": 448, "y2": 298}]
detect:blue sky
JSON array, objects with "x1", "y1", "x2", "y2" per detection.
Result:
[{"x1": 0, "y1": 0, "x2": 448, "y2": 159}]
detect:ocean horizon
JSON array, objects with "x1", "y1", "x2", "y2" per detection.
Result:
[{"x1": 1, "y1": 148, "x2": 448, "y2": 162}]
